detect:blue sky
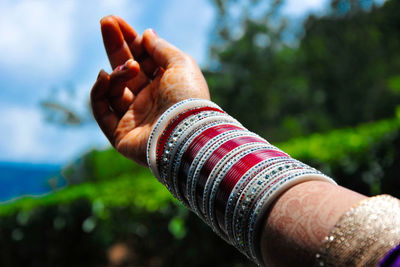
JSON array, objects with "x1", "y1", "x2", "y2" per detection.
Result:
[{"x1": 0, "y1": 0, "x2": 333, "y2": 165}]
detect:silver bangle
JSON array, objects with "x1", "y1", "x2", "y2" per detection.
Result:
[
  {"x1": 169, "y1": 117, "x2": 243, "y2": 205},
  {"x1": 206, "y1": 144, "x2": 279, "y2": 237},
  {"x1": 187, "y1": 130, "x2": 254, "y2": 218}
]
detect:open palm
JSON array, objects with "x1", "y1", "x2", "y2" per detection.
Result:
[{"x1": 91, "y1": 16, "x2": 210, "y2": 166}]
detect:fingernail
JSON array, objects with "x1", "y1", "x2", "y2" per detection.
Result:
[
  {"x1": 100, "y1": 15, "x2": 113, "y2": 23},
  {"x1": 114, "y1": 59, "x2": 133, "y2": 72},
  {"x1": 125, "y1": 58, "x2": 134, "y2": 65},
  {"x1": 114, "y1": 64, "x2": 126, "y2": 72},
  {"x1": 151, "y1": 29, "x2": 158, "y2": 37}
]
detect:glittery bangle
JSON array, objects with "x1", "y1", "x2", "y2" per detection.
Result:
[
  {"x1": 190, "y1": 131, "x2": 264, "y2": 218},
  {"x1": 225, "y1": 158, "x2": 305, "y2": 241},
  {"x1": 159, "y1": 110, "x2": 228, "y2": 190},
  {"x1": 147, "y1": 99, "x2": 221, "y2": 181},
  {"x1": 171, "y1": 119, "x2": 239, "y2": 204},
  {"x1": 159, "y1": 111, "x2": 230, "y2": 184},
  {"x1": 214, "y1": 149, "x2": 290, "y2": 234},
  {"x1": 185, "y1": 131, "x2": 258, "y2": 215},
  {"x1": 192, "y1": 135, "x2": 268, "y2": 205},
  {"x1": 207, "y1": 145, "x2": 282, "y2": 237},
  {"x1": 232, "y1": 161, "x2": 316, "y2": 254},
  {"x1": 199, "y1": 141, "x2": 269, "y2": 219},
  {"x1": 178, "y1": 123, "x2": 244, "y2": 204},
  {"x1": 316, "y1": 195, "x2": 400, "y2": 267},
  {"x1": 179, "y1": 124, "x2": 244, "y2": 190},
  {"x1": 157, "y1": 106, "x2": 224, "y2": 169},
  {"x1": 169, "y1": 117, "x2": 243, "y2": 204}
]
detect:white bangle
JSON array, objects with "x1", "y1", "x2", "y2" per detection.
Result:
[{"x1": 147, "y1": 99, "x2": 221, "y2": 181}]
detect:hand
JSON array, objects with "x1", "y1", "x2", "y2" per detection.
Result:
[{"x1": 90, "y1": 16, "x2": 210, "y2": 166}]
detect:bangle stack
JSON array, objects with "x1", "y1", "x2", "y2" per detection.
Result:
[{"x1": 147, "y1": 99, "x2": 336, "y2": 266}]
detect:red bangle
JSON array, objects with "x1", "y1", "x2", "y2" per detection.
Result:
[
  {"x1": 215, "y1": 149, "x2": 289, "y2": 233},
  {"x1": 178, "y1": 124, "x2": 244, "y2": 197},
  {"x1": 196, "y1": 136, "x2": 268, "y2": 214},
  {"x1": 156, "y1": 106, "x2": 224, "y2": 169}
]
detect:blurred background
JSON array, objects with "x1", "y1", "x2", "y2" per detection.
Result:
[{"x1": 0, "y1": 0, "x2": 399, "y2": 266}]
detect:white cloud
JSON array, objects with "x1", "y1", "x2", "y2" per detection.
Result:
[
  {"x1": 0, "y1": 1, "x2": 76, "y2": 76},
  {"x1": 0, "y1": 104, "x2": 108, "y2": 164},
  {"x1": 0, "y1": 0, "x2": 143, "y2": 79}
]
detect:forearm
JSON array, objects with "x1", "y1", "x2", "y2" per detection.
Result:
[
  {"x1": 260, "y1": 180, "x2": 366, "y2": 266},
  {"x1": 146, "y1": 98, "x2": 400, "y2": 266}
]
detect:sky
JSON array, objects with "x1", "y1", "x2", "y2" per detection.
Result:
[{"x1": 0, "y1": 0, "x2": 333, "y2": 165}]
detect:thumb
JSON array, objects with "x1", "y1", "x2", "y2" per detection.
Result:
[{"x1": 142, "y1": 29, "x2": 187, "y2": 69}]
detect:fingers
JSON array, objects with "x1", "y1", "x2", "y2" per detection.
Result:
[
  {"x1": 112, "y1": 16, "x2": 159, "y2": 75},
  {"x1": 109, "y1": 59, "x2": 140, "y2": 115},
  {"x1": 112, "y1": 17, "x2": 160, "y2": 77},
  {"x1": 90, "y1": 70, "x2": 119, "y2": 144},
  {"x1": 101, "y1": 16, "x2": 154, "y2": 95},
  {"x1": 113, "y1": 16, "x2": 146, "y2": 60},
  {"x1": 101, "y1": 16, "x2": 133, "y2": 69},
  {"x1": 142, "y1": 29, "x2": 187, "y2": 69},
  {"x1": 90, "y1": 60, "x2": 141, "y2": 144},
  {"x1": 109, "y1": 59, "x2": 140, "y2": 95}
]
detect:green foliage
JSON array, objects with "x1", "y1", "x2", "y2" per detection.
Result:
[
  {"x1": 276, "y1": 116, "x2": 400, "y2": 196},
  {"x1": 168, "y1": 216, "x2": 187, "y2": 239},
  {"x1": 0, "y1": 171, "x2": 172, "y2": 217},
  {"x1": 1, "y1": 114, "x2": 400, "y2": 266},
  {"x1": 300, "y1": 0, "x2": 400, "y2": 128},
  {"x1": 0, "y1": 159, "x2": 252, "y2": 266},
  {"x1": 206, "y1": 0, "x2": 304, "y2": 141},
  {"x1": 388, "y1": 75, "x2": 400, "y2": 93},
  {"x1": 277, "y1": 117, "x2": 400, "y2": 163},
  {"x1": 206, "y1": 0, "x2": 400, "y2": 142},
  {"x1": 62, "y1": 148, "x2": 149, "y2": 184}
]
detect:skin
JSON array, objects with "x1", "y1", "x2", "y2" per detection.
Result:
[
  {"x1": 91, "y1": 16, "x2": 368, "y2": 266},
  {"x1": 261, "y1": 181, "x2": 366, "y2": 266},
  {"x1": 91, "y1": 16, "x2": 209, "y2": 165}
]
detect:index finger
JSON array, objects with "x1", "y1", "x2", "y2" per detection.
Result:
[
  {"x1": 101, "y1": 16, "x2": 134, "y2": 69},
  {"x1": 113, "y1": 16, "x2": 146, "y2": 59}
]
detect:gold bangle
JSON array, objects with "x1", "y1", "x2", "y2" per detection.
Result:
[{"x1": 316, "y1": 195, "x2": 400, "y2": 267}]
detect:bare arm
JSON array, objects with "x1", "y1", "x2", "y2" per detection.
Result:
[{"x1": 261, "y1": 180, "x2": 366, "y2": 266}]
